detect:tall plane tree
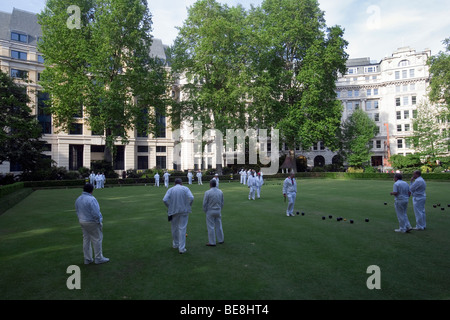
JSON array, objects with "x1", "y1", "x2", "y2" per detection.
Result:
[
  {"x1": 169, "y1": 0, "x2": 250, "y2": 173},
  {"x1": 248, "y1": 0, "x2": 348, "y2": 171},
  {"x1": 38, "y1": 0, "x2": 168, "y2": 165}
]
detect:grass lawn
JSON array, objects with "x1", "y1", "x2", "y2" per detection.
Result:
[{"x1": 1, "y1": 178, "x2": 449, "y2": 300}]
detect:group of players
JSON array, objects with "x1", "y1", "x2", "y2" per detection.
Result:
[{"x1": 88, "y1": 171, "x2": 106, "y2": 189}]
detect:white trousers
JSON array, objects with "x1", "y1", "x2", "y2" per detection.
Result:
[
  {"x1": 248, "y1": 186, "x2": 256, "y2": 200},
  {"x1": 79, "y1": 221, "x2": 105, "y2": 263},
  {"x1": 155, "y1": 179, "x2": 159, "y2": 187},
  {"x1": 170, "y1": 213, "x2": 189, "y2": 253},
  {"x1": 256, "y1": 186, "x2": 261, "y2": 199},
  {"x1": 412, "y1": 196, "x2": 426, "y2": 229},
  {"x1": 206, "y1": 211, "x2": 224, "y2": 245},
  {"x1": 198, "y1": 178, "x2": 202, "y2": 185},
  {"x1": 286, "y1": 192, "x2": 296, "y2": 216},
  {"x1": 395, "y1": 200, "x2": 412, "y2": 231},
  {"x1": 165, "y1": 179, "x2": 169, "y2": 188}
]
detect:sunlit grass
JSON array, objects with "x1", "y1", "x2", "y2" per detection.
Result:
[{"x1": 1, "y1": 179, "x2": 450, "y2": 300}]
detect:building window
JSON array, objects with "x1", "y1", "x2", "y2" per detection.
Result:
[
  {"x1": 37, "y1": 55, "x2": 45, "y2": 63},
  {"x1": 402, "y1": 70, "x2": 408, "y2": 79},
  {"x1": 397, "y1": 139, "x2": 403, "y2": 149},
  {"x1": 373, "y1": 88, "x2": 379, "y2": 95},
  {"x1": 410, "y1": 69, "x2": 415, "y2": 77},
  {"x1": 404, "y1": 110, "x2": 410, "y2": 119},
  {"x1": 347, "y1": 67, "x2": 357, "y2": 75},
  {"x1": 376, "y1": 140, "x2": 381, "y2": 149},
  {"x1": 11, "y1": 69, "x2": 28, "y2": 79},
  {"x1": 397, "y1": 111, "x2": 402, "y2": 120},
  {"x1": 69, "y1": 145, "x2": 84, "y2": 170},
  {"x1": 404, "y1": 124, "x2": 410, "y2": 132},
  {"x1": 396, "y1": 85, "x2": 401, "y2": 93},
  {"x1": 395, "y1": 71, "x2": 400, "y2": 80},
  {"x1": 11, "y1": 50, "x2": 27, "y2": 60},
  {"x1": 348, "y1": 90, "x2": 353, "y2": 98},
  {"x1": 396, "y1": 98, "x2": 401, "y2": 107},
  {"x1": 137, "y1": 146, "x2": 149, "y2": 153},
  {"x1": 374, "y1": 113, "x2": 380, "y2": 122},
  {"x1": 137, "y1": 156, "x2": 149, "y2": 170},
  {"x1": 403, "y1": 96, "x2": 409, "y2": 106},
  {"x1": 412, "y1": 96, "x2": 417, "y2": 105},
  {"x1": 69, "y1": 123, "x2": 83, "y2": 135},
  {"x1": 399, "y1": 60, "x2": 410, "y2": 67},
  {"x1": 156, "y1": 112, "x2": 166, "y2": 138},
  {"x1": 156, "y1": 156, "x2": 166, "y2": 169},
  {"x1": 367, "y1": 89, "x2": 372, "y2": 96},
  {"x1": 397, "y1": 125, "x2": 402, "y2": 132},
  {"x1": 156, "y1": 146, "x2": 166, "y2": 153},
  {"x1": 320, "y1": 141, "x2": 325, "y2": 150},
  {"x1": 354, "y1": 90, "x2": 359, "y2": 97},
  {"x1": 364, "y1": 66, "x2": 377, "y2": 73},
  {"x1": 11, "y1": 32, "x2": 28, "y2": 43},
  {"x1": 38, "y1": 91, "x2": 51, "y2": 134}
]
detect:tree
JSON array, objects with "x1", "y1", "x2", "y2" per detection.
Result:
[
  {"x1": 246, "y1": 0, "x2": 348, "y2": 171},
  {"x1": 340, "y1": 109, "x2": 377, "y2": 168},
  {"x1": 428, "y1": 38, "x2": 450, "y2": 111},
  {"x1": 409, "y1": 100, "x2": 447, "y2": 159},
  {"x1": 38, "y1": 0, "x2": 168, "y2": 165},
  {"x1": 0, "y1": 70, "x2": 46, "y2": 172},
  {"x1": 169, "y1": 0, "x2": 250, "y2": 173},
  {"x1": 170, "y1": 0, "x2": 348, "y2": 173}
]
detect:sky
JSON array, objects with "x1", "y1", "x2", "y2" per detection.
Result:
[{"x1": 1, "y1": 0, "x2": 449, "y2": 61}]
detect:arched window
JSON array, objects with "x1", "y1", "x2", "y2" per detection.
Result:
[
  {"x1": 398, "y1": 60, "x2": 410, "y2": 67},
  {"x1": 314, "y1": 156, "x2": 325, "y2": 167}
]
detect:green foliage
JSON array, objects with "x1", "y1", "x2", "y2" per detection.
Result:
[
  {"x1": 409, "y1": 101, "x2": 448, "y2": 158},
  {"x1": 428, "y1": 38, "x2": 450, "y2": 110},
  {"x1": 340, "y1": 109, "x2": 378, "y2": 167},
  {"x1": 37, "y1": 0, "x2": 169, "y2": 163},
  {"x1": 0, "y1": 182, "x2": 24, "y2": 198},
  {"x1": 0, "y1": 70, "x2": 46, "y2": 172},
  {"x1": 390, "y1": 154, "x2": 422, "y2": 169}
]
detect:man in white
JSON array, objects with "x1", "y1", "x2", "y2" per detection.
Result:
[
  {"x1": 196, "y1": 170, "x2": 203, "y2": 185},
  {"x1": 242, "y1": 169, "x2": 247, "y2": 185},
  {"x1": 101, "y1": 173, "x2": 106, "y2": 188},
  {"x1": 187, "y1": 170, "x2": 193, "y2": 185},
  {"x1": 163, "y1": 171, "x2": 170, "y2": 188},
  {"x1": 410, "y1": 170, "x2": 426, "y2": 230},
  {"x1": 95, "y1": 173, "x2": 102, "y2": 189},
  {"x1": 247, "y1": 171, "x2": 256, "y2": 200},
  {"x1": 203, "y1": 179, "x2": 224, "y2": 246},
  {"x1": 154, "y1": 172, "x2": 160, "y2": 187},
  {"x1": 75, "y1": 183, "x2": 109, "y2": 264},
  {"x1": 213, "y1": 173, "x2": 220, "y2": 188},
  {"x1": 283, "y1": 172, "x2": 297, "y2": 216},
  {"x1": 255, "y1": 172, "x2": 264, "y2": 199},
  {"x1": 89, "y1": 171, "x2": 96, "y2": 186},
  {"x1": 239, "y1": 169, "x2": 244, "y2": 184},
  {"x1": 390, "y1": 173, "x2": 412, "y2": 233},
  {"x1": 163, "y1": 178, "x2": 194, "y2": 254}
]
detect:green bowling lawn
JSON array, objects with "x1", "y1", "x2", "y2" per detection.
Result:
[{"x1": 1, "y1": 178, "x2": 449, "y2": 300}]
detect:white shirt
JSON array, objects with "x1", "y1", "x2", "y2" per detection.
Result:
[
  {"x1": 163, "y1": 172, "x2": 170, "y2": 180},
  {"x1": 255, "y1": 176, "x2": 264, "y2": 187},
  {"x1": 203, "y1": 187, "x2": 224, "y2": 214},
  {"x1": 410, "y1": 177, "x2": 426, "y2": 198},
  {"x1": 393, "y1": 180, "x2": 410, "y2": 201},
  {"x1": 247, "y1": 175, "x2": 257, "y2": 187},
  {"x1": 163, "y1": 184, "x2": 194, "y2": 216},
  {"x1": 283, "y1": 177, "x2": 297, "y2": 194},
  {"x1": 154, "y1": 173, "x2": 160, "y2": 180}
]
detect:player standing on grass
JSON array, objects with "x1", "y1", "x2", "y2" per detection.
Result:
[
  {"x1": 163, "y1": 178, "x2": 194, "y2": 254},
  {"x1": 75, "y1": 183, "x2": 109, "y2": 264},
  {"x1": 283, "y1": 172, "x2": 297, "y2": 217},
  {"x1": 390, "y1": 173, "x2": 412, "y2": 233},
  {"x1": 410, "y1": 170, "x2": 427, "y2": 230}
]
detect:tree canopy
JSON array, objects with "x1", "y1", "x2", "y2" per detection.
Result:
[
  {"x1": 0, "y1": 70, "x2": 46, "y2": 172},
  {"x1": 38, "y1": 0, "x2": 169, "y2": 164}
]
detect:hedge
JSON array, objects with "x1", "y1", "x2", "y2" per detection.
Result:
[
  {"x1": 21, "y1": 172, "x2": 449, "y2": 189},
  {"x1": 0, "y1": 182, "x2": 24, "y2": 198}
]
